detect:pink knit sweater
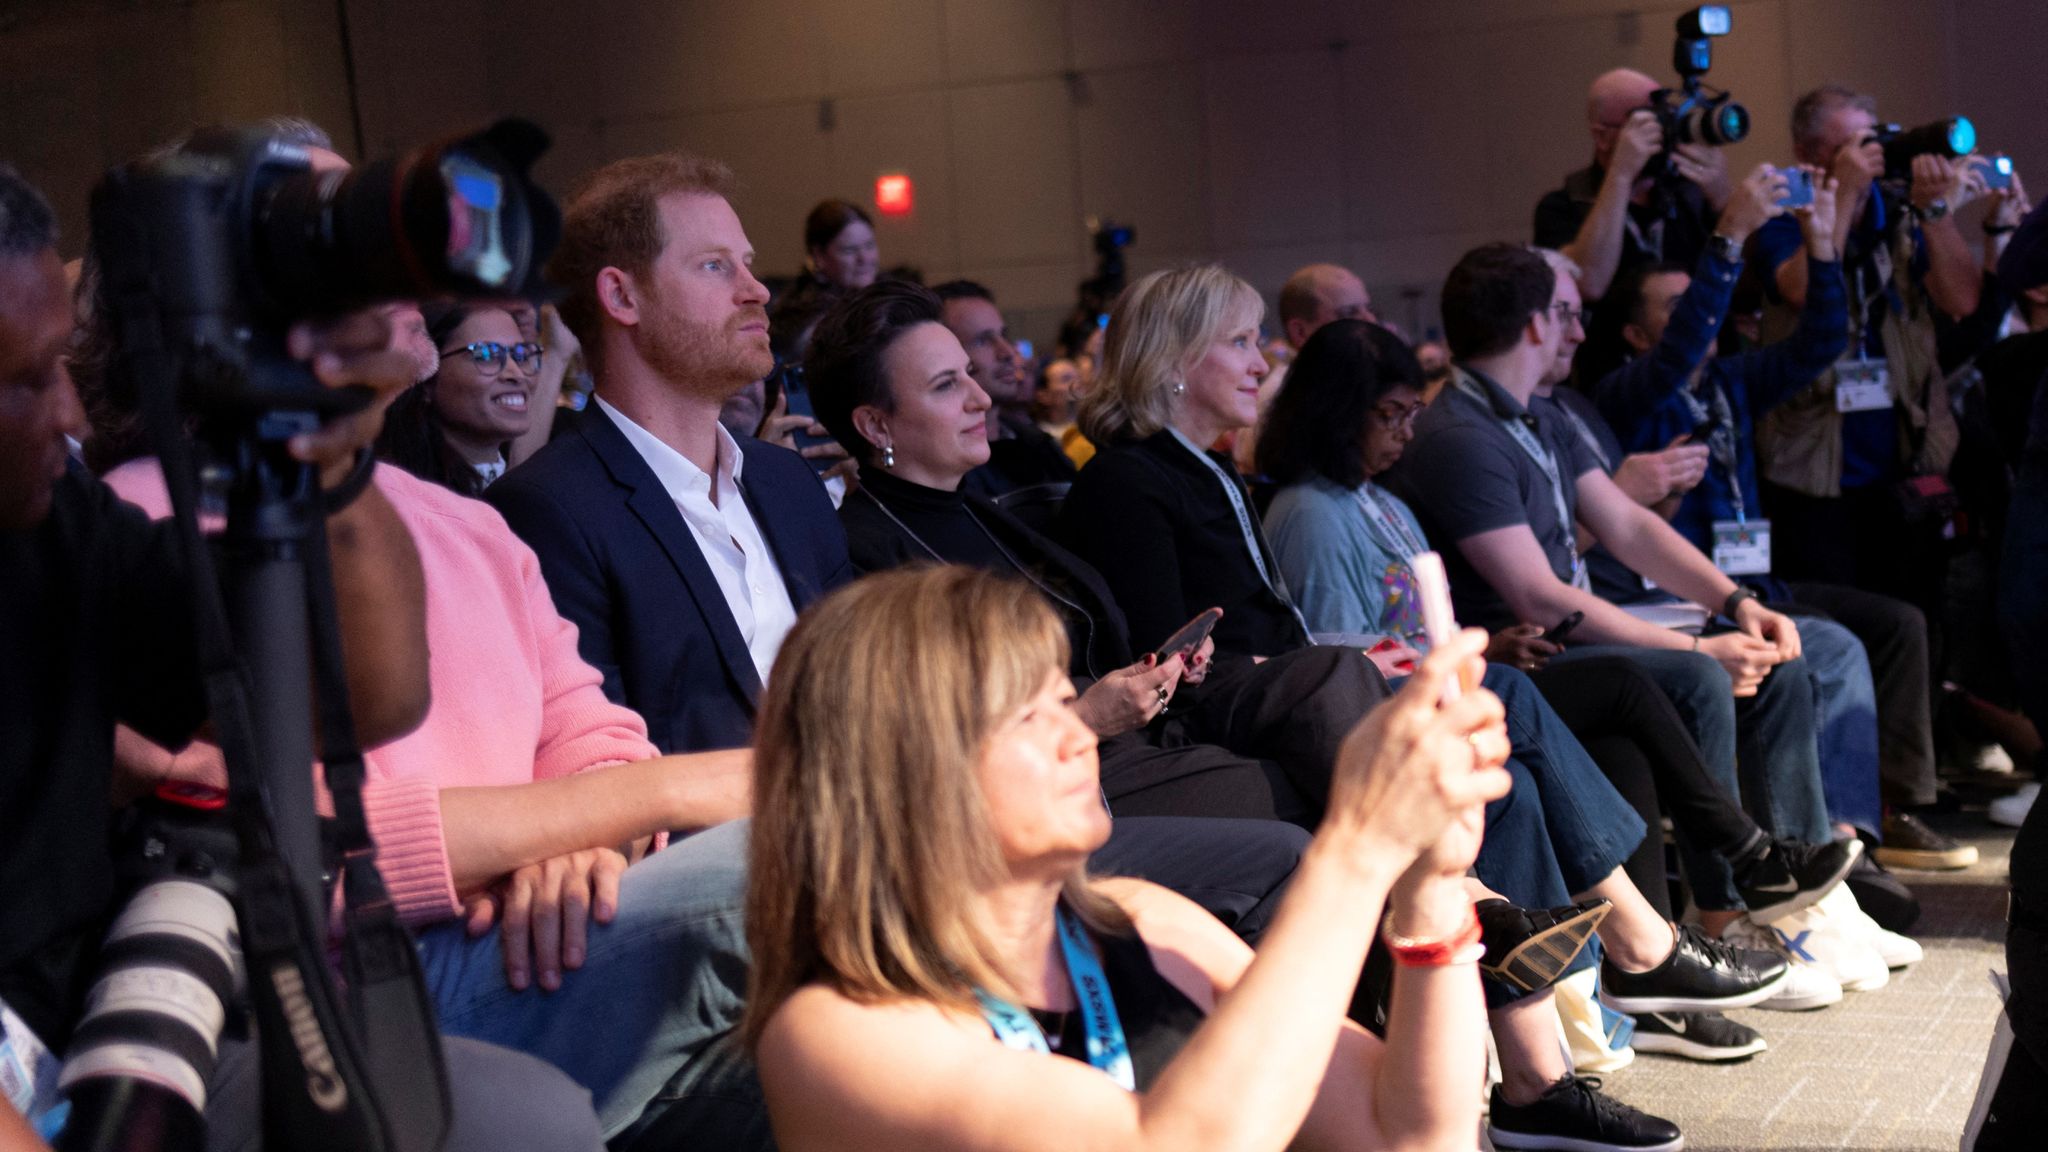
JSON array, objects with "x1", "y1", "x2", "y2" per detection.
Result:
[{"x1": 104, "y1": 460, "x2": 661, "y2": 926}]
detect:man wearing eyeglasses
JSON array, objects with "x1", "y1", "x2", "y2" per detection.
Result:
[{"x1": 1535, "y1": 68, "x2": 1730, "y2": 338}]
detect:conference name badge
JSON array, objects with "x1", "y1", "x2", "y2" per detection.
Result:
[
  {"x1": 1834, "y1": 359, "x2": 1893, "y2": 413},
  {"x1": 1711, "y1": 519, "x2": 1771, "y2": 576}
]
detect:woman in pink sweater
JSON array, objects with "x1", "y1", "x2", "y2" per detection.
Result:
[{"x1": 105, "y1": 457, "x2": 757, "y2": 1145}]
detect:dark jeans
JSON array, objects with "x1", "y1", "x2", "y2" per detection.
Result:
[
  {"x1": 1784, "y1": 582, "x2": 1939, "y2": 809},
  {"x1": 1170, "y1": 645, "x2": 1391, "y2": 813},
  {"x1": 1090, "y1": 815, "x2": 1309, "y2": 945},
  {"x1": 1762, "y1": 478, "x2": 1952, "y2": 678},
  {"x1": 1532, "y1": 656, "x2": 1759, "y2": 915},
  {"x1": 1099, "y1": 733, "x2": 1311, "y2": 825},
  {"x1": 1549, "y1": 643, "x2": 1828, "y2": 907}
]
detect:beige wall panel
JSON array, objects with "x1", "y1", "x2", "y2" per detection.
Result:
[
  {"x1": 1069, "y1": 0, "x2": 1201, "y2": 71},
  {"x1": 827, "y1": 89, "x2": 960, "y2": 278},
  {"x1": 822, "y1": 0, "x2": 948, "y2": 94},
  {"x1": 1784, "y1": 0, "x2": 1951, "y2": 127},
  {"x1": 1340, "y1": 27, "x2": 1497, "y2": 242},
  {"x1": 956, "y1": 259, "x2": 1091, "y2": 314},
  {"x1": 1193, "y1": 0, "x2": 1343, "y2": 57},
  {"x1": 1075, "y1": 65, "x2": 1211, "y2": 260},
  {"x1": 949, "y1": 78, "x2": 1080, "y2": 267},
  {"x1": 942, "y1": 0, "x2": 1068, "y2": 82},
  {"x1": 590, "y1": 0, "x2": 826, "y2": 120},
  {"x1": 1203, "y1": 49, "x2": 1345, "y2": 251}
]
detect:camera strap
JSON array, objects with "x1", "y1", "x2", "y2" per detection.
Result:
[
  {"x1": 95, "y1": 189, "x2": 443, "y2": 1151},
  {"x1": 301, "y1": 505, "x2": 453, "y2": 1152}
]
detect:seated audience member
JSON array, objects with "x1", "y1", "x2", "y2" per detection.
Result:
[
  {"x1": 805, "y1": 281, "x2": 1789, "y2": 1115},
  {"x1": 1034, "y1": 355, "x2": 1080, "y2": 438},
  {"x1": 769, "y1": 198, "x2": 878, "y2": 349},
  {"x1": 489, "y1": 150, "x2": 1318, "y2": 957},
  {"x1": 1232, "y1": 262, "x2": 1376, "y2": 473},
  {"x1": 102, "y1": 453, "x2": 758, "y2": 1148},
  {"x1": 1593, "y1": 172, "x2": 1968, "y2": 870},
  {"x1": 1259, "y1": 317, "x2": 1866, "y2": 1024},
  {"x1": 1534, "y1": 68, "x2": 1729, "y2": 338},
  {"x1": 747, "y1": 565, "x2": 1507, "y2": 1152},
  {"x1": 0, "y1": 162, "x2": 603, "y2": 1152},
  {"x1": 376, "y1": 299, "x2": 543, "y2": 495},
  {"x1": 1058, "y1": 264, "x2": 1795, "y2": 1079},
  {"x1": 503, "y1": 301, "x2": 582, "y2": 466},
  {"x1": 933, "y1": 279, "x2": 1079, "y2": 495},
  {"x1": 1385, "y1": 242, "x2": 1899, "y2": 987}
]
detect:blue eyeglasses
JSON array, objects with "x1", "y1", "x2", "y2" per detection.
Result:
[{"x1": 441, "y1": 341, "x2": 544, "y2": 377}]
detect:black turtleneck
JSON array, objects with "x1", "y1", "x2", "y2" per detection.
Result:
[{"x1": 841, "y1": 464, "x2": 1135, "y2": 680}]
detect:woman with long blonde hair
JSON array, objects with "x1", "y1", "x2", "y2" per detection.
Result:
[{"x1": 745, "y1": 565, "x2": 1510, "y2": 1152}]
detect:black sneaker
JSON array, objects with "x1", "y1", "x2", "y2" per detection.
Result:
[
  {"x1": 1630, "y1": 1010, "x2": 1767, "y2": 1062},
  {"x1": 1599, "y1": 923, "x2": 1787, "y2": 1014},
  {"x1": 1733, "y1": 836, "x2": 1863, "y2": 923},
  {"x1": 1488, "y1": 1076, "x2": 1683, "y2": 1152},
  {"x1": 1478, "y1": 898, "x2": 1611, "y2": 993},
  {"x1": 1844, "y1": 851, "x2": 1920, "y2": 933}
]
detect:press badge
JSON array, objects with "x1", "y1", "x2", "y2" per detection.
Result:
[
  {"x1": 0, "y1": 999, "x2": 68, "y2": 1140},
  {"x1": 1711, "y1": 519, "x2": 1771, "y2": 576},
  {"x1": 1834, "y1": 359, "x2": 1893, "y2": 413}
]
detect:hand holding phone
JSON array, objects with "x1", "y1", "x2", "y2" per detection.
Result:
[
  {"x1": 1412, "y1": 552, "x2": 1479, "y2": 700},
  {"x1": 1773, "y1": 165, "x2": 1815, "y2": 209},
  {"x1": 1154, "y1": 607, "x2": 1223, "y2": 665}
]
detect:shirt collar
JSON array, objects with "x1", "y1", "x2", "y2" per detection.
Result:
[{"x1": 596, "y1": 394, "x2": 745, "y2": 503}]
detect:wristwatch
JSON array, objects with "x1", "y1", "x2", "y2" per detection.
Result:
[
  {"x1": 1721, "y1": 586, "x2": 1759, "y2": 621},
  {"x1": 1918, "y1": 197, "x2": 1951, "y2": 222},
  {"x1": 1708, "y1": 233, "x2": 1743, "y2": 264}
]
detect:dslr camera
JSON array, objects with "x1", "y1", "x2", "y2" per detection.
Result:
[{"x1": 1647, "y1": 6, "x2": 1750, "y2": 168}]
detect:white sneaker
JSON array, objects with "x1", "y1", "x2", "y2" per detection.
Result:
[
  {"x1": 1720, "y1": 917, "x2": 1845, "y2": 1010},
  {"x1": 1818, "y1": 884, "x2": 1922, "y2": 968},
  {"x1": 1991, "y1": 782, "x2": 2040, "y2": 829},
  {"x1": 1731, "y1": 900, "x2": 1888, "y2": 992}
]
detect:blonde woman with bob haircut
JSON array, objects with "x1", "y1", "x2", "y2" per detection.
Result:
[{"x1": 746, "y1": 565, "x2": 1511, "y2": 1152}]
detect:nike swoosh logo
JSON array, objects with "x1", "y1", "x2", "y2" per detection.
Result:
[
  {"x1": 1749, "y1": 878, "x2": 1799, "y2": 893},
  {"x1": 1653, "y1": 1013, "x2": 1688, "y2": 1034}
]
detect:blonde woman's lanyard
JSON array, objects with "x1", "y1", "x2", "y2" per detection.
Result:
[
  {"x1": 1352, "y1": 482, "x2": 1429, "y2": 559},
  {"x1": 974, "y1": 905, "x2": 1136, "y2": 1091},
  {"x1": 1166, "y1": 428, "x2": 1315, "y2": 641},
  {"x1": 1452, "y1": 376, "x2": 1589, "y2": 590}
]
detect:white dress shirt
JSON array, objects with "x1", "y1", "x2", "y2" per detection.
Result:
[{"x1": 596, "y1": 396, "x2": 799, "y2": 685}]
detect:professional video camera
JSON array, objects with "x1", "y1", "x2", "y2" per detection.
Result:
[
  {"x1": 63, "y1": 120, "x2": 558, "y2": 1152},
  {"x1": 1648, "y1": 5, "x2": 1750, "y2": 166}
]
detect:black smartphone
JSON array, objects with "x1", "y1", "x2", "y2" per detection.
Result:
[
  {"x1": 1774, "y1": 166, "x2": 1814, "y2": 209},
  {"x1": 1545, "y1": 610, "x2": 1585, "y2": 645},
  {"x1": 1153, "y1": 607, "x2": 1223, "y2": 664}
]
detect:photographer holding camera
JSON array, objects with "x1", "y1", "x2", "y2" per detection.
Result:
[
  {"x1": 0, "y1": 160, "x2": 603, "y2": 1151},
  {"x1": 1748, "y1": 86, "x2": 1997, "y2": 638},
  {"x1": 1535, "y1": 67, "x2": 1731, "y2": 319}
]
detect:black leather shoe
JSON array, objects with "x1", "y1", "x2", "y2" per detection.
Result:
[
  {"x1": 1477, "y1": 898, "x2": 1610, "y2": 993},
  {"x1": 1598, "y1": 923, "x2": 1787, "y2": 1014},
  {"x1": 1488, "y1": 1076, "x2": 1683, "y2": 1152},
  {"x1": 1734, "y1": 836, "x2": 1862, "y2": 923},
  {"x1": 1875, "y1": 811, "x2": 1978, "y2": 871}
]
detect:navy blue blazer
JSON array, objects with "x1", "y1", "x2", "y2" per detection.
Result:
[{"x1": 487, "y1": 403, "x2": 854, "y2": 753}]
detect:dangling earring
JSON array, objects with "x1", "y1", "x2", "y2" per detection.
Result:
[{"x1": 882, "y1": 444, "x2": 895, "y2": 469}]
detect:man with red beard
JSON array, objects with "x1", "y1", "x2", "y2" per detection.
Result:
[{"x1": 489, "y1": 152, "x2": 852, "y2": 754}]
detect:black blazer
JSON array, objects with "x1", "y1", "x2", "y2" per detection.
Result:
[
  {"x1": 1061, "y1": 431, "x2": 1310, "y2": 658},
  {"x1": 488, "y1": 404, "x2": 853, "y2": 753}
]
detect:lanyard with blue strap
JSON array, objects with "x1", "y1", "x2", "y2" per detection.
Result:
[
  {"x1": 1451, "y1": 374, "x2": 1590, "y2": 589},
  {"x1": 975, "y1": 905, "x2": 1136, "y2": 1091},
  {"x1": 1165, "y1": 428, "x2": 1315, "y2": 643}
]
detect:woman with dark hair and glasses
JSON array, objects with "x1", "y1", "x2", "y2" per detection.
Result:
[
  {"x1": 378, "y1": 300, "x2": 544, "y2": 496},
  {"x1": 1260, "y1": 318, "x2": 1866, "y2": 1030}
]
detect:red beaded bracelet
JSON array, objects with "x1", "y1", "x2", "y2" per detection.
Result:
[{"x1": 1383, "y1": 903, "x2": 1485, "y2": 967}]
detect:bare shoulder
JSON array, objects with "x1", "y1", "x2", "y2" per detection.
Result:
[{"x1": 1093, "y1": 878, "x2": 1254, "y2": 1011}]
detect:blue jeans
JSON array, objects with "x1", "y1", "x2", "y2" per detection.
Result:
[
  {"x1": 1398, "y1": 666, "x2": 1646, "y2": 1006},
  {"x1": 418, "y1": 820, "x2": 753, "y2": 1143},
  {"x1": 1549, "y1": 643, "x2": 1829, "y2": 907},
  {"x1": 1788, "y1": 614, "x2": 1884, "y2": 836}
]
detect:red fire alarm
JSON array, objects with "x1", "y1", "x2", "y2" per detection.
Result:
[{"x1": 875, "y1": 172, "x2": 914, "y2": 216}]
